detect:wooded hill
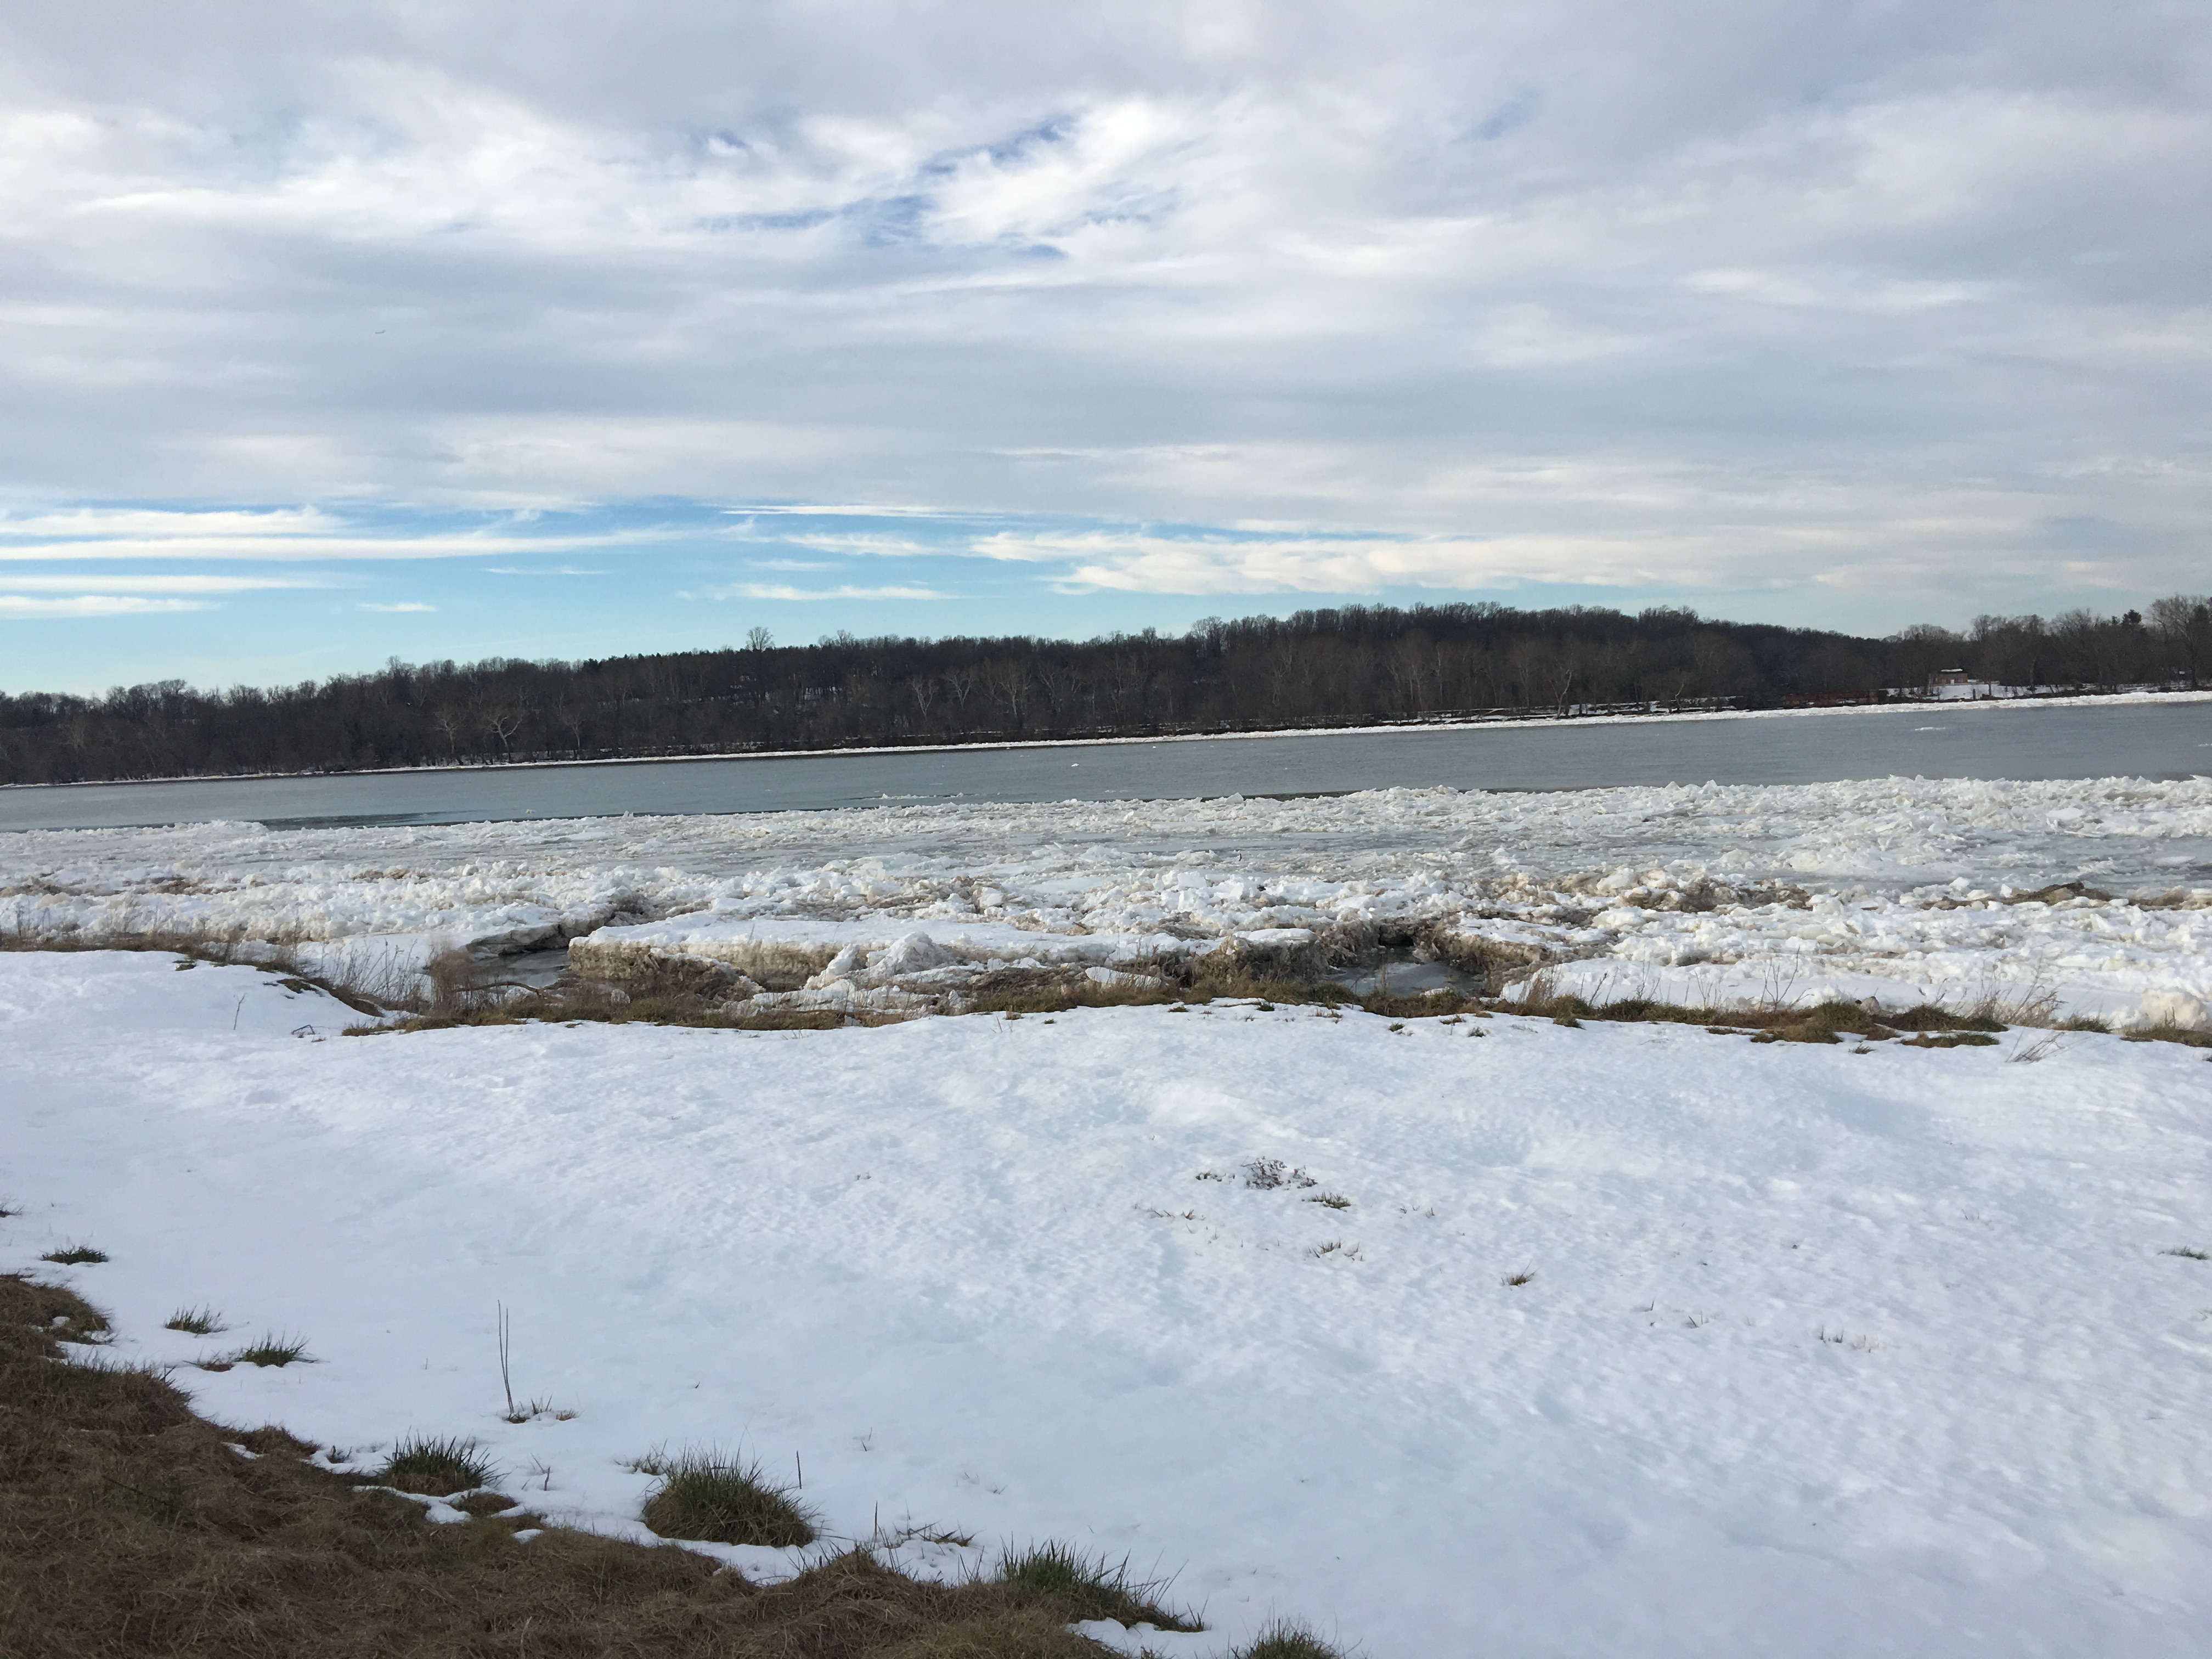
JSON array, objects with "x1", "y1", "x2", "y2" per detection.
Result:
[{"x1": 4, "y1": 596, "x2": 2206, "y2": 785}]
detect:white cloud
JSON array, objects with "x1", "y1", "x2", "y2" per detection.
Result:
[
  {"x1": 0, "y1": 506, "x2": 679, "y2": 561},
  {"x1": 978, "y1": 528, "x2": 1711, "y2": 594},
  {"x1": 0, "y1": 594, "x2": 212, "y2": 617},
  {"x1": 707, "y1": 583, "x2": 943, "y2": 601},
  {"x1": 0, "y1": 572, "x2": 330, "y2": 592},
  {"x1": 0, "y1": 507, "x2": 339, "y2": 540},
  {"x1": 356, "y1": 601, "x2": 437, "y2": 612},
  {"x1": 0, "y1": 2, "x2": 2206, "y2": 624}
]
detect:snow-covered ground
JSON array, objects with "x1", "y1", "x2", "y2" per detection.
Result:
[
  {"x1": 5, "y1": 775, "x2": 2209, "y2": 1026},
  {"x1": 5, "y1": 951, "x2": 2210, "y2": 1656}
]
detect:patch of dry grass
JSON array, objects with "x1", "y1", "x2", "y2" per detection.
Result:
[
  {"x1": 0, "y1": 1273, "x2": 1155, "y2": 1657},
  {"x1": 1507, "y1": 973, "x2": 2035, "y2": 1046},
  {"x1": 15, "y1": 928, "x2": 2203, "y2": 1051}
]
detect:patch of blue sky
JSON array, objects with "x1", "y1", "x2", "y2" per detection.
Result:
[
  {"x1": 696, "y1": 208, "x2": 837, "y2": 233},
  {"x1": 1469, "y1": 94, "x2": 1538, "y2": 143},
  {"x1": 970, "y1": 117, "x2": 1076, "y2": 170},
  {"x1": 852, "y1": 193, "x2": 936, "y2": 247}
]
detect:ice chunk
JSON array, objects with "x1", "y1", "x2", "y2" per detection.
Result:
[
  {"x1": 873, "y1": 932, "x2": 953, "y2": 976},
  {"x1": 1085, "y1": 966, "x2": 1165, "y2": 990},
  {"x1": 804, "y1": 943, "x2": 867, "y2": 990},
  {"x1": 2134, "y1": 990, "x2": 2209, "y2": 1030}
]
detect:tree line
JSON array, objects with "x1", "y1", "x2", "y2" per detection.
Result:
[{"x1": 3, "y1": 596, "x2": 2207, "y2": 786}]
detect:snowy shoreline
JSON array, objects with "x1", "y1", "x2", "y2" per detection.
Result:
[
  {"x1": 7, "y1": 684, "x2": 2208, "y2": 795},
  {"x1": 7, "y1": 953, "x2": 2210, "y2": 1656}
]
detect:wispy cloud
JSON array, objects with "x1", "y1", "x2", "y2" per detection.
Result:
[
  {"x1": 720, "y1": 524, "x2": 944, "y2": 557},
  {"x1": 356, "y1": 601, "x2": 437, "y2": 612},
  {"x1": 722, "y1": 505, "x2": 990, "y2": 521},
  {"x1": 706, "y1": 583, "x2": 943, "y2": 601},
  {"x1": 973, "y1": 528, "x2": 1662, "y2": 593},
  {"x1": 0, "y1": 595, "x2": 213, "y2": 618},
  {"x1": 0, "y1": 573, "x2": 332, "y2": 593},
  {"x1": 0, "y1": 506, "x2": 682, "y2": 562},
  {"x1": 0, "y1": 507, "x2": 338, "y2": 541}
]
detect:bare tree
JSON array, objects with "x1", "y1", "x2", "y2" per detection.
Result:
[
  {"x1": 484, "y1": 707, "x2": 527, "y2": 760},
  {"x1": 430, "y1": 706, "x2": 467, "y2": 758},
  {"x1": 983, "y1": 658, "x2": 1032, "y2": 733},
  {"x1": 2149, "y1": 594, "x2": 2211, "y2": 688}
]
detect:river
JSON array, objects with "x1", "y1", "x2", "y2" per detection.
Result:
[{"x1": 2, "y1": 698, "x2": 2207, "y2": 832}]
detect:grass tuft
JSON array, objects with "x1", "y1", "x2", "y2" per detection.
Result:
[
  {"x1": 1306, "y1": 1192, "x2": 1352, "y2": 1210},
  {"x1": 379, "y1": 1432, "x2": 496, "y2": 1496},
  {"x1": 40, "y1": 1243, "x2": 108, "y2": 1265},
  {"x1": 1232, "y1": 1617, "x2": 1349, "y2": 1658},
  {"x1": 995, "y1": 1541, "x2": 1199, "y2": 1630},
  {"x1": 2162, "y1": 1245, "x2": 2210, "y2": 1261},
  {"x1": 639, "y1": 1448, "x2": 817, "y2": 1547},
  {"x1": 164, "y1": 1305, "x2": 227, "y2": 1335},
  {"x1": 228, "y1": 1333, "x2": 314, "y2": 1368}
]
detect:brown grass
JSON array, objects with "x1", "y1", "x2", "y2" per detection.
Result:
[
  {"x1": 1507, "y1": 973, "x2": 2023, "y2": 1046},
  {"x1": 358, "y1": 946, "x2": 1395, "y2": 1035},
  {"x1": 2120, "y1": 1022, "x2": 2212, "y2": 1048},
  {"x1": 366, "y1": 959, "x2": 2212, "y2": 1053},
  {"x1": 0, "y1": 1273, "x2": 1145, "y2": 1657},
  {"x1": 13, "y1": 929, "x2": 2206, "y2": 1051}
]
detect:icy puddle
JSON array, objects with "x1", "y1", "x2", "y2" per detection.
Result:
[
  {"x1": 4, "y1": 774, "x2": 2209, "y2": 1027},
  {"x1": 5, "y1": 953, "x2": 2210, "y2": 1657}
]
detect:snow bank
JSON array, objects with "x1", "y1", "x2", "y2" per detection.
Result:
[
  {"x1": 5, "y1": 953, "x2": 2210, "y2": 1656},
  {"x1": 3, "y1": 775, "x2": 2208, "y2": 1024}
]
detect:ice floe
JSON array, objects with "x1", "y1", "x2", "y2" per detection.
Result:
[{"x1": 3, "y1": 775, "x2": 2208, "y2": 1027}]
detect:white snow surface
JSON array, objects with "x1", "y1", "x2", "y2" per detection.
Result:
[
  {"x1": 4, "y1": 775, "x2": 2210, "y2": 1025},
  {"x1": 5, "y1": 952, "x2": 2211, "y2": 1656}
]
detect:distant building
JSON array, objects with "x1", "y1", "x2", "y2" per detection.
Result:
[{"x1": 1931, "y1": 668, "x2": 1972, "y2": 686}]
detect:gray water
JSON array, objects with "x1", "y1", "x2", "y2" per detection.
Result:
[{"x1": 2, "y1": 701, "x2": 2207, "y2": 833}]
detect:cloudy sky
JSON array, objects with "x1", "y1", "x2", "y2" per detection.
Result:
[{"x1": 3, "y1": 1, "x2": 2207, "y2": 691}]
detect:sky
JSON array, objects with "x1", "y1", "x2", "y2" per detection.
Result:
[{"x1": 2, "y1": 1, "x2": 2208, "y2": 694}]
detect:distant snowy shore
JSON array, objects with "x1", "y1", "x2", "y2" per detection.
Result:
[
  {"x1": 7, "y1": 684, "x2": 2209, "y2": 794},
  {"x1": 4, "y1": 774, "x2": 2208, "y2": 1030}
]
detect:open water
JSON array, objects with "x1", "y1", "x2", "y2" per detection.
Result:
[{"x1": 2, "y1": 700, "x2": 2207, "y2": 832}]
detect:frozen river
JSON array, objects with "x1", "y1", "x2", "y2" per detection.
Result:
[{"x1": 2, "y1": 696, "x2": 2207, "y2": 832}]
